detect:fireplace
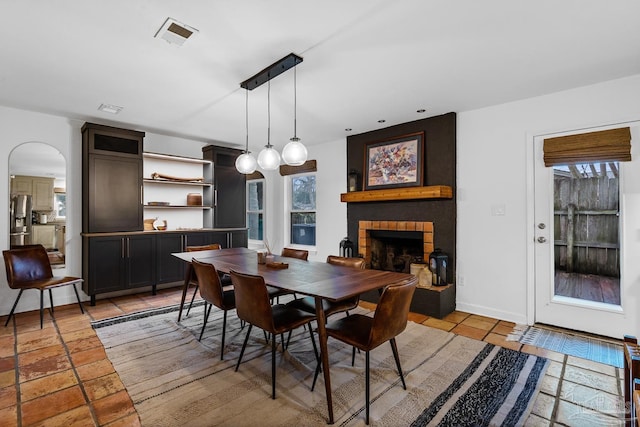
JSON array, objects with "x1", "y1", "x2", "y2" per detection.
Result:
[{"x1": 358, "y1": 220, "x2": 434, "y2": 271}]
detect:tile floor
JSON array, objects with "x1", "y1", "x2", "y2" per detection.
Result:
[{"x1": 0, "y1": 287, "x2": 627, "y2": 426}]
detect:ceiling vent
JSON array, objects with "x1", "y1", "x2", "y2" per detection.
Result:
[{"x1": 154, "y1": 18, "x2": 198, "y2": 46}]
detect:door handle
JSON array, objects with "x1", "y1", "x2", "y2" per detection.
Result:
[{"x1": 537, "y1": 236, "x2": 547, "y2": 243}]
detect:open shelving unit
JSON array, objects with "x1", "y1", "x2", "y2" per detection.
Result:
[{"x1": 143, "y1": 152, "x2": 213, "y2": 229}]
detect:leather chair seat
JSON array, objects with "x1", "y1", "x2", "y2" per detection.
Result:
[{"x1": 287, "y1": 296, "x2": 359, "y2": 318}]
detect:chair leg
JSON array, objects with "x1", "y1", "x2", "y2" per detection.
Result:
[
  {"x1": 199, "y1": 303, "x2": 212, "y2": 341},
  {"x1": 40, "y1": 290, "x2": 45, "y2": 329},
  {"x1": 389, "y1": 338, "x2": 406, "y2": 389},
  {"x1": 185, "y1": 285, "x2": 199, "y2": 317},
  {"x1": 4, "y1": 289, "x2": 24, "y2": 327},
  {"x1": 48, "y1": 289, "x2": 54, "y2": 314},
  {"x1": 352, "y1": 346, "x2": 356, "y2": 366},
  {"x1": 365, "y1": 350, "x2": 370, "y2": 425},
  {"x1": 72, "y1": 284, "x2": 84, "y2": 314},
  {"x1": 272, "y1": 332, "x2": 277, "y2": 399},
  {"x1": 220, "y1": 310, "x2": 228, "y2": 360},
  {"x1": 236, "y1": 324, "x2": 253, "y2": 372}
]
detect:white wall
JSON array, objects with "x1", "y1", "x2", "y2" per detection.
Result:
[
  {"x1": 456, "y1": 74, "x2": 640, "y2": 335},
  {"x1": 259, "y1": 139, "x2": 348, "y2": 262},
  {"x1": 0, "y1": 106, "x2": 84, "y2": 314}
]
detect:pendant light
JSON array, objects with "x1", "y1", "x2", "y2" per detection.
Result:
[
  {"x1": 235, "y1": 89, "x2": 257, "y2": 174},
  {"x1": 257, "y1": 80, "x2": 281, "y2": 170},
  {"x1": 282, "y1": 66, "x2": 308, "y2": 166}
]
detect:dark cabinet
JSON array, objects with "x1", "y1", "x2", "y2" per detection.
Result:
[
  {"x1": 203, "y1": 146, "x2": 246, "y2": 228},
  {"x1": 156, "y1": 233, "x2": 185, "y2": 284},
  {"x1": 83, "y1": 234, "x2": 156, "y2": 305},
  {"x1": 82, "y1": 123, "x2": 144, "y2": 233}
]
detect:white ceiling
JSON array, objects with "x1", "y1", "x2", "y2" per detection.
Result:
[{"x1": 2, "y1": 0, "x2": 640, "y2": 158}]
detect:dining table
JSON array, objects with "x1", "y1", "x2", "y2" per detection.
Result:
[{"x1": 172, "y1": 247, "x2": 417, "y2": 424}]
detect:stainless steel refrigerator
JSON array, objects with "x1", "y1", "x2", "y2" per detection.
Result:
[{"x1": 10, "y1": 194, "x2": 32, "y2": 247}]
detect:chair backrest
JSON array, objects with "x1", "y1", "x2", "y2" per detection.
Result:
[
  {"x1": 191, "y1": 259, "x2": 226, "y2": 309},
  {"x1": 281, "y1": 248, "x2": 309, "y2": 261},
  {"x1": 187, "y1": 244, "x2": 221, "y2": 282},
  {"x1": 3, "y1": 244, "x2": 53, "y2": 288},
  {"x1": 229, "y1": 270, "x2": 275, "y2": 332},
  {"x1": 186, "y1": 243, "x2": 221, "y2": 252},
  {"x1": 326, "y1": 255, "x2": 365, "y2": 270},
  {"x1": 369, "y1": 278, "x2": 417, "y2": 349}
]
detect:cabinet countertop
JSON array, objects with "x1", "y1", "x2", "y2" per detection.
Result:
[{"x1": 81, "y1": 228, "x2": 248, "y2": 237}]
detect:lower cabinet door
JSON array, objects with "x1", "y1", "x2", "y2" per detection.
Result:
[
  {"x1": 156, "y1": 233, "x2": 185, "y2": 284},
  {"x1": 230, "y1": 230, "x2": 248, "y2": 248},
  {"x1": 126, "y1": 234, "x2": 156, "y2": 288},
  {"x1": 86, "y1": 236, "x2": 126, "y2": 295}
]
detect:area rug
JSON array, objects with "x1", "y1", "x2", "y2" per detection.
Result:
[
  {"x1": 93, "y1": 304, "x2": 548, "y2": 426},
  {"x1": 518, "y1": 326, "x2": 623, "y2": 368}
]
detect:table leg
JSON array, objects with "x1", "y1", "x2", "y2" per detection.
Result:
[
  {"x1": 177, "y1": 264, "x2": 192, "y2": 322},
  {"x1": 315, "y1": 296, "x2": 334, "y2": 424}
]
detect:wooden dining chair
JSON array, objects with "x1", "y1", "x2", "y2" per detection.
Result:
[
  {"x1": 316, "y1": 278, "x2": 417, "y2": 424},
  {"x1": 267, "y1": 248, "x2": 309, "y2": 303},
  {"x1": 3, "y1": 244, "x2": 84, "y2": 329},
  {"x1": 191, "y1": 259, "x2": 236, "y2": 359},
  {"x1": 280, "y1": 247, "x2": 309, "y2": 260},
  {"x1": 287, "y1": 255, "x2": 365, "y2": 318},
  {"x1": 182, "y1": 243, "x2": 224, "y2": 319},
  {"x1": 229, "y1": 269, "x2": 319, "y2": 399}
]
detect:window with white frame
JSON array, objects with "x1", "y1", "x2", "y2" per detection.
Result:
[
  {"x1": 289, "y1": 173, "x2": 316, "y2": 246},
  {"x1": 246, "y1": 179, "x2": 264, "y2": 242}
]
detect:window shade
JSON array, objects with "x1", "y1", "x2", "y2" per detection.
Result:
[
  {"x1": 543, "y1": 127, "x2": 631, "y2": 166},
  {"x1": 279, "y1": 159, "x2": 317, "y2": 176}
]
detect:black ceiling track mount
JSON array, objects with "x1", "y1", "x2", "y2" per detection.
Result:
[{"x1": 240, "y1": 53, "x2": 303, "y2": 90}]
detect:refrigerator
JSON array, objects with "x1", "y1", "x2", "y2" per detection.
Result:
[{"x1": 10, "y1": 194, "x2": 32, "y2": 247}]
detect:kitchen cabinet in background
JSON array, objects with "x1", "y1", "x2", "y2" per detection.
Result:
[
  {"x1": 11, "y1": 175, "x2": 54, "y2": 211},
  {"x1": 32, "y1": 224, "x2": 56, "y2": 249}
]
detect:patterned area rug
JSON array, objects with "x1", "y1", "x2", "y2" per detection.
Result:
[
  {"x1": 93, "y1": 304, "x2": 548, "y2": 426},
  {"x1": 518, "y1": 326, "x2": 623, "y2": 368}
]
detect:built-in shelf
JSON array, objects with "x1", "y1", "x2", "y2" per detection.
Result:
[
  {"x1": 143, "y1": 152, "x2": 211, "y2": 164},
  {"x1": 144, "y1": 205, "x2": 211, "y2": 209},
  {"x1": 340, "y1": 185, "x2": 453, "y2": 203},
  {"x1": 143, "y1": 178, "x2": 212, "y2": 187}
]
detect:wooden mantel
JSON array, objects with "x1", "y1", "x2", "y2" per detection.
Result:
[{"x1": 340, "y1": 185, "x2": 453, "y2": 203}]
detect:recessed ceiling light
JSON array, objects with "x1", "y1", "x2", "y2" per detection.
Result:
[
  {"x1": 154, "y1": 17, "x2": 198, "y2": 46},
  {"x1": 345, "y1": 128, "x2": 352, "y2": 132},
  {"x1": 378, "y1": 119, "x2": 386, "y2": 123},
  {"x1": 97, "y1": 104, "x2": 123, "y2": 114},
  {"x1": 417, "y1": 109, "x2": 426, "y2": 113}
]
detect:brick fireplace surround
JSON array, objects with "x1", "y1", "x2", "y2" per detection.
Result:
[{"x1": 358, "y1": 220, "x2": 434, "y2": 267}]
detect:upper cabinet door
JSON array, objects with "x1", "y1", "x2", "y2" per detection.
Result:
[
  {"x1": 32, "y1": 177, "x2": 54, "y2": 211},
  {"x1": 82, "y1": 122, "x2": 145, "y2": 233},
  {"x1": 203, "y1": 145, "x2": 246, "y2": 229}
]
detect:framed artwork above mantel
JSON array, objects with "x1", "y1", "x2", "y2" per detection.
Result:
[{"x1": 364, "y1": 132, "x2": 424, "y2": 190}]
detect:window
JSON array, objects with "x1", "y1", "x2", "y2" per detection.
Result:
[
  {"x1": 54, "y1": 192, "x2": 66, "y2": 220},
  {"x1": 290, "y1": 174, "x2": 316, "y2": 246},
  {"x1": 246, "y1": 179, "x2": 264, "y2": 241}
]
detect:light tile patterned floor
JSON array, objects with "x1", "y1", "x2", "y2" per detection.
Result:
[{"x1": 0, "y1": 288, "x2": 627, "y2": 426}]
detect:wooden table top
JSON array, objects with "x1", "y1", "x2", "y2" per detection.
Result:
[{"x1": 172, "y1": 248, "x2": 415, "y2": 301}]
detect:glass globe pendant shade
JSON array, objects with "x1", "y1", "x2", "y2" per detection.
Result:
[
  {"x1": 257, "y1": 145, "x2": 280, "y2": 170},
  {"x1": 235, "y1": 152, "x2": 257, "y2": 174},
  {"x1": 282, "y1": 138, "x2": 308, "y2": 166}
]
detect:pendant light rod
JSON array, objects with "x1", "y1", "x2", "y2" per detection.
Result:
[
  {"x1": 267, "y1": 79, "x2": 271, "y2": 147},
  {"x1": 245, "y1": 89, "x2": 249, "y2": 152},
  {"x1": 291, "y1": 66, "x2": 299, "y2": 141},
  {"x1": 240, "y1": 53, "x2": 303, "y2": 90}
]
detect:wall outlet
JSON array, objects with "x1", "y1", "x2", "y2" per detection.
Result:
[{"x1": 458, "y1": 275, "x2": 465, "y2": 286}]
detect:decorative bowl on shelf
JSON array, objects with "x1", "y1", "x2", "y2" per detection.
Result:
[
  {"x1": 153, "y1": 218, "x2": 167, "y2": 231},
  {"x1": 148, "y1": 201, "x2": 170, "y2": 206}
]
